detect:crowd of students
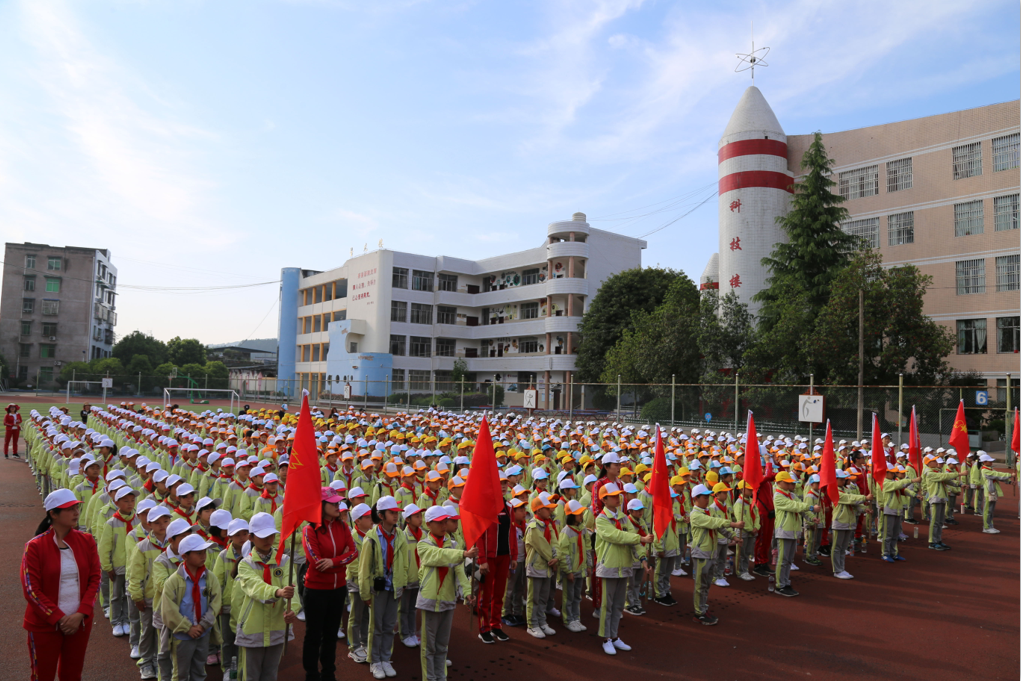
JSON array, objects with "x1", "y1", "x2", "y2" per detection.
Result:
[{"x1": 18, "y1": 401, "x2": 1017, "y2": 680}]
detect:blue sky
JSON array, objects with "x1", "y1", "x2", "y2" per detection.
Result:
[{"x1": 1, "y1": 0, "x2": 1017, "y2": 345}]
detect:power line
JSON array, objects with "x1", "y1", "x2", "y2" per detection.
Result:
[{"x1": 637, "y1": 190, "x2": 718, "y2": 238}]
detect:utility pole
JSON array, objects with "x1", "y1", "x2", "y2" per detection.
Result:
[{"x1": 856, "y1": 288, "x2": 864, "y2": 441}]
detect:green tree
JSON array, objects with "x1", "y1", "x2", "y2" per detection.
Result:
[
  {"x1": 113, "y1": 331, "x2": 168, "y2": 367},
  {"x1": 754, "y1": 132, "x2": 855, "y2": 327},
  {"x1": 91, "y1": 357, "x2": 125, "y2": 378},
  {"x1": 180, "y1": 363, "x2": 207, "y2": 385},
  {"x1": 167, "y1": 337, "x2": 207, "y2": 366},
  {"x1": 451, "y1": 358, "x2": 470, "y2": 385},
  {"x1": 59, "y1": 361, "x2": 92, "y2": 384},
  {"x1": 698, "y1": 290, "x2": 754, "y2": 382},
  {"x1": 204, "y1": 360, "x2": 230, "y2": 389},
  {"x1": 127, "y1": 354, "x2": 154, "y2": 376}
]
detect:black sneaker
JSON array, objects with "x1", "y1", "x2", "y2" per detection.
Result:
[
  {"x1": 478, "y1": 631, "x2": 495, "y2": 644},
  {"x1": 623, "y1": 605, "x2": 643, "y2": 616},
  {"x1": 937, "y1": 543, "x2": 951, "y2": 551},
  {"x1": 928, "y1": 543, "x2": 939, "y2": 550},
  {"x1": 818, "y1": 546, "x2": 831, "y2": 557},
  {"x1": 803, "y1": 558, "x2": 822, "y2": 566},
  {"x1": 776, "y1": 586, "x2": 799, "y2": 597},
  {"x1": 752, "y1": 564, "x2": 771, "y2": 576},
  {"x1": 653, "y1": 596, "x2": 673, "y2": 607},
  {"x1": 664, "y1": 595, "x2": 678, "y2": 606},
  {"x1": 491, "y1": 629, "x2": 510, "y2": 642},
  {"x1": 694, "y1": 612, "x2": 718, "y2": 626}
]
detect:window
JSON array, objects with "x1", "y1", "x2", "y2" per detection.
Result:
[
  {"x1": 41, "y1": 300, "x2": 59, "y2": 315},
  {"x1": 40, "y1": 344, "x2": 56, "y2": 359},
  {"x1": 956, "y1": 259, "x2": 986, "y2": 295},
  {"x1": 391, "y1": 368, "x2": 406, "y2": 390},
  {"x1": 994, "y1": 194, "x2": 1019, "y2": 231},
  {"x1": 519, "y1": 338, "x2": 539, "y2": 354},
  {"x1": 952, "y1": 142, "x2": 982, "y2": 179},
  {"x1": 888, "y1": 212, "x2": 914, "y2": 245},
  {"x1": 435, "y1": 338, "x2": 456, "y2": 357},
  {"x1": 997, "y1": 317, "x2": 1020, "y2": 353},
  {"x1": 47, "y1": 257, "x2": 61, "y2": 271},
  {"x1": 437, "y1": 305, "x2": 456, "y2": 325},
  {"x1": 886, "y1": 158, "x2": 912, "y2": 192},
  {"x1": 334, "y1": 310, "x2": 347, "y2": 321},
  {"x1": 409, "y1": 370, "x2": 431, "y2": 391},
  {"x1": 343, "y1": 343, "x2": 353, "y2": 356},
  {"x1": 954, "y1": 200, "x2": 984, "y2": 236},
  {"x1": 20, "y1": 321, "x2": 31, "y2": 336},
  {"x1": 38, "y1": 367, "x2": 53, "y2": 384},
  {"x1": 392, "y1": 267, "x2": 408, "y2": 289},
  {"x1": 841, "y1": 218, "x2": 879, "y2": 249},
  {"x1": 313, "y1": 316, "x2": 321, "y2": 333},
  {"x1": 44, "y1": 277, "x2": 60, "y2": 293},
  {"x1": 42, "y1": 323, "x2": 57, "y2": 336},
  {"x1": 25, "y1": 255, "x2": 35, "y2": 269},
  {"x1": 24, "y1": 277, "x2": 35, "y2": 291},
  {"x1": 838, "y1": 166, "x2": 879, "y2": 200},
  {"x1": 522, "y1": 268, "x2": 541, "y2": 285},
  {"x1": 390, "y1": 300, "x2": 407, "y2": 323},
  {"x1": 956, "y1": 319, "x2": 987, "y2": 354},
  {"x1": 992, "y1": 133, "x2": 1019, "y2": 172},
  {"x1": 409, "y1": 336, "x2": 431, "y2": 357},
  {"x1": 22, "y1": 298, "x2": 34, "y2": 313},
  {"x1": 521, "y1": 301, "x2": 540, "y2": 319},
  {"x1": 18, "y1": 366, "x2": 27, "y2": 381},
  {"x1": 389, "y1": 334, "x2": 406, "y2": 356},
  {"x1": 438, "y1": 273, "x2": 458, "y2": 292},
  {"x1": 19, "y1": 343, "x2": 31, "y2": 358},
  {"x1": 412, "y1": 270, "x2": 434, "y2": 292},
  {"x1": 410, "y1": 303, "x2": 433, "y2": 325},
  {"x1": 996, "y1": 254, "x2": 1019, "y2": 292}
]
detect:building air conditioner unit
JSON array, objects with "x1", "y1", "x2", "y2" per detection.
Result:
[{"x1": 49, "y1": 336, "x2": 56, "y2": 341}]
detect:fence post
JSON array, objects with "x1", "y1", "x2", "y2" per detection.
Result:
[
  {"x1": 808, "y1": 374, "x2": 813, "y2": 443},
  {"x1": 364, "y1": 377, "x2": 368, "y2": 410},
  {"x1": 897, "y1": 373, "x2": 904, "y2": 446},
  {"x1": 460, "y1": 377, "x2": 464, "y2": 412},
  {"x1": 734, "y1": 372, "x2": 740, "y2": 434},
  {"x1": 138, "y1": 372, "x2": 142, "y2": 397},
  {"x1": 1007, "y1": 374, "x2": 1014, "y2": 467},
  {"x1": 856, "y1": 288, "x2": 864, "y2": 442},
  {"x1": 384, "y1": 375, "x2": 389, "y2": 412},
  {"x1": 568, "y1": 373, "x2": 574, "y2": 421},
  {"x1": 671, "y1": 374, "x2": 676, "y2": 426},
  {"x1": 492, "y1": 382, "x2": 496, "y2": 412},
  {"x1": 616, "y1": 375, "x2": 621, "y2": 422}
]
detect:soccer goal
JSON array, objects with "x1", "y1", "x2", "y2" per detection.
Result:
[
  {"x1": 163, "y1": 387, "x2": 240, "y2": 414},
  {"x1": 66, "y1": 380, "x2": 107, "y2": 404}
]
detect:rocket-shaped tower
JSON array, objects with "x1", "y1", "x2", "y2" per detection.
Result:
[{"x1": 706, "y1": 86, "x2": 792, "y2": 315}]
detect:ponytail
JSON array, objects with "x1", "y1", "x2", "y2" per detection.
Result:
[{"x1": 34, "y1": 513, "x2": 53, "y2": 537}]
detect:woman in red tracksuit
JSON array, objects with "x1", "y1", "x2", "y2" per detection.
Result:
[
  {"x1": 5, "y1": 403, "x2": 22, "y2": 458},
  {"x1": 21, "y1": 489, "x2": 102, "y2": 681},
  {"x1": 302, "y1": 488, "x2": 358, "y2": 681},
  {"x1": 475, "y1": 497, "x2": 517, "y2": 643}
]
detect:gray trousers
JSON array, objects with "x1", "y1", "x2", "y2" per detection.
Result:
[
  {"x1": 137, "y1": 600, "x2": 156, "y2": 669},
  {"x1": 242, "y1": 643, "x2": 283, "y2": 681},
  {"x1": 346, "y1": 591, "x2": 370, "y2": 651},
  {"x1": 561, "y1": 573, "x2": 583, "y2": 624},
  {"x1": 882, "y1": 514, "x2": 902, "y2": 557},
  {"x1": 420, "y1": 609, "x2": 453, "y2": 681},
  {"x1": 368, "y1": 590, "x2": 399, "y2": 663},
  {"x1": 101, "y1": 571, "x2": 111, "y2": 610},
  {"x1": 946, "y1": 495, "x2": 957, "y2": 519},
  {"x1": 691, "y1": 558, "x2": 711, "y2": 615},
  {"x1": 172, "y1": 635, "x2": 210, "y2": 681},
  {"x1": 127, "y1": 597, "x2": 140, "y2": 647},
  {"x1": 526, "y1": 576, "x2": 551, "y2": 628},
  {"x1": 502, "y1": 562, "x2": 525, "y2": 617},
  {"x1": 775, "y1": 538, "x2": 795, "y2": 589},
  {"x1": 928, "y1": 502, "x2": 946, "y2": 544},
  {"x1": 831, "y1": 529, "x2": 852, "y2": 574},
  {"x1": 737, "y1": 534, "x2": 756, "y2": 574},
  {"x1": 219, "y1": 612, "x2": 237, "y2": 673},
  {"x1": 110, "y1": 573, "x2": 129, "y2": 627},
  {"x1": 400, "y1": 587, "x2": 419, "y2": 639},
  {"x1": 655, "y1": 555, "x2": 674, "y2": 598},
  {"x1": 598, "y1": 577, "x2": 626, "y2": 641},
  {"x1": 712, "y1": 543, "x2": 728, "y2": 580},
  {"x1": 157, "y1": 626, "x2": 172, "y2": 681},
  {"x1": 625, "y1": 568, "x2": 641, "y2": 608}
]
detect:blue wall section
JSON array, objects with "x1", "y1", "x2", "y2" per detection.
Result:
[
  {"x1": 277, "y1": 267, "x2": 301, "y2": 383},
  {"x1": 324, "y1": 320, "x2": 393, "y2": 397}
]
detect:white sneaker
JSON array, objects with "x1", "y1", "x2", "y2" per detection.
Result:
[
  {"x1": 835, "y1": 571, "x2": 854, "y2": 580},
  {"x1": 402, "y1": 636, "x2": 417, "y2": 648},
  {"x1": 566, "y1": 621, "x2": 587, "y2": 632},
  {"x1": 446, "y1": 660, "x2": 452, "y2": 667},
  {"x1": 111, "y1": 624, "x2": 123, "y2": 637},
  {"x1": 714, "y1": 579, "x2": 729, "y2": 588},
  {"x1": 370, "y1": 663, "x2": 386, "y2": 680},
  {"x1": 381, "y1": 661, "x2": 397, "y2": 678},
  {"x1": 612, "y1": 638, "x2": 631, "y2": 651},
  {"x1": 526, "y1": 627, "x2": 546, "y2": 639},
  {"x1": 130, "y1": 645, "x2": 141, "y2": 659},
  {"x1": 337, "y1": 628, "x2": 346, "y2": 639},
  {"x1": 296, "y1": 611, "x2": 306, "y2": 622},
  {"x1": 602, "y1": 639, "x2": 617, "y2": 655},
  {"x1": 790, "y1": 563, "x2": 800, "y2": 571},
  {"x1": 547, "y1": 607, "x2": 561, "y2": 617},
  {"x1": 103, "y1": 608, "x2": 110, "y2": 619},
  {"x1": 738, "y1": 572, "x2": 755, "y2": 581},
  {"x1": 139, "y1": 665, "x2": 157, "y2": 680},
  {"x1": 671, "y1": 568, "x2": 687, "y2": 576},
  {"x1": 540, "y1": 624, "x2": 556, "y2": 636},
  {"x1": 414, "y1": 635, "x2": 421, "y2": 645},
  {"x1": 987, "y1": 528, "x2": 1001, "y2": 534},
  {"x1": 349, "y1": 647, "x2": 367, "y2": 664}
]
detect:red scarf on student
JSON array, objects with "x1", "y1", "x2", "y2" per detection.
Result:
[
  {"x1": 430, "y1": 534, "x2": 449, "y2": 588},
  {"x1": 184, "y1": 564, "x2": 206, "y2": 623},
  {"x1": 115, "y1": 512, "x2": 134, "y2": 534},
  {"x1": 261, "y1": 488, "x2": 278, "y2": 514},
  {"x1": 174, "y1": 507, "x2": 194, "y2": 523},
  {"x1": 209, "y1": 533, "x2": 229, "y2": 549},
  {"x1": 408, "y1": 526, "x2": 422, "y2": 568},
  {"x1": 542, "y1": 517, "x2": 555, "y2": 544},
  {"x1": 628, "y1": 516, "x2": 647, "y2": 537}
]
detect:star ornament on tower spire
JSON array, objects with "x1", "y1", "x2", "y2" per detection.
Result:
[{"x1": 735, "y1": 23, "x2": 769, "y2": 82}]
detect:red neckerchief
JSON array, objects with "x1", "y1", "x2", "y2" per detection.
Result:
[
  {"x1": 541, "y1": 517, "x2": 555, "y2": 543},
  {"x1": 628, "y1": 516, "x2": 647, "y2": 537},
  {"x1": 144, "y1": 478, "x2": 155, "y2": 493},
  {"x1": 174, "y1": 507, "x2": 194, "y2": 522},
  {"x1": 219, "y1": 472, "x2": 233, "y2": 481},
  {"x1": 197, "y1": 464, "x2": 208, "y2": 473},
  {"x1": 248, "y1": 482, "x2": 262, "y2": 492},
  {"x1": 777, "y1": 489, "x2": 794, "y2": 500},
  {"x1": 401, "y1": 482, "x2": 415, "y2": 493},
  {"x1": 184, "y1": 563, "x2": 206, "y2": 623},
  {"x1": 261, "y1": 488, "x2": 278, "y2": 514},
  {"x1": 380, "y1": 526, "x2": 396, "y2": 572},
  {"x1": 325, "y1": 462, "x2": 337, "y2": 472},
  {"x1": 408, "y1": 526, "x2": 423, "y2": 567},
  {"x1": 196, "y1": 526, "x2": 210, "y2": 540},
  {"x1": 604, "y1": 510, "x2": 622, "y2": 531},
  {"x1": 88, "y1": 478, "x2": 99, "y2": 495},
  {"x1": 713, "y1": 498, "x2": 728, "y2": 514},
  {"x1": 572, "y1": 526, "x2": 583, "y2": 561},
  {"x1": 115, "y1": 511, "x2": 134, "y2": 533},
  {"x1": 210, "y1": 534, "x2": 228, "y2": 549},
  {"x1": 424, "y1": 487, "x2": 438, "y2": 502},
  {"x1": 430, "y1": 533, "x2": 449, "y2": 588}
]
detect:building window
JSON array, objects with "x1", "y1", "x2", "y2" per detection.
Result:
[
  {"x1": 887, "y1": 212, "x2": 914, "y2": 246},
  {"x1": 391, "y1": 300, "x2": 407, "y2": 323},
  {"x1": 996, "y1": 254, "x2": 1019, "y2": 292},
  {"x1": 841, "y1": 218, "x2": 879, "y2": 249},
  {"x1": 19, "y1": 343, "x2": 31, "y2": 358},
  {"x1": 410, "y1": 303, "x2": 433, "y2": 325},
  {"x1": 334, "y1": 310, "x2": 347, "y2": 321},
  {"x1": 24, "y1": 277, "x2": 35, "y2": 291},
  {"x1": 522, "y1": 268, "x2": 541, "y2": 285},
  {"x1": 391, "y1": 368, "x2": 405, "y2": 390},
  {"x1": 438, "y1": 273, "x2": 458, "y2": 292},
  {"x1": 22, "y1": 298, "x2": 34, "y2": 313},
  {"x1": 40, "y1": 344, "x2": 56, "y2": 359},
  {"x1": 389, "y1": 334, "x2": 406, "y2": 356},
  {"x1": 956, "y1": 259, "x2": 986, "y2": 295},
  {"x1": 521, "y1": 301, "x2": 540, "y2": 319},
  {"x1": 435, "y1": 338, "x2": 456, "y2": 357},
  {"x1": 409, "y1": 370, "x2": 431, "y2": 391},
  {"x1": 886, "y1": 158, "x2": 912, "y2": 192},
  {"x1": 313, "y1": 316, "x2": 322, "y2": 333},
  {"x1": 409, "y1": 336, "x2": 431, "y2": 357},
  {"x1": 437, "y1": 305, "x2": 456, "y2": 325},
  {"x1": 519, "y1": 338, "x2": 539, "y2": 354},
  {"x1": 20, "y1": 321, "x2": 31, "y2": 336},
  {"x1": 994, "y1": 194, "x2": 1019, "y2": 231},
  {"x1": 392, "y1": 267, "x2": 408, "y2": 289},
  {"x1": 47, "y1": 257, "x2": 62, "y2": 271},
  {"x1": 992, "y1": 133, "x2": 1019, "y2": 172},
  {"x1": 956, "y1": 319, "x2": 987, "y2": 354},
  {"x1": 412, "y1": 270, "x2": 434, "y2": 292},
  {"x1": 838, "y1": 165, "x2": 879, "y2": 200},
  {"x1": 997, "y1": 316, "x2": 1020, "y2": 353},
  {"x1": 952, "y1": 142, "x2": 982, "y2": 179},
  {"x1": 42, "y1": 323, "x2": 57, "y2": 337},
  {"x1": 38, "y1": 367, "x2": 53, "y2": 384},
  {"x1": 25, "y1": 255, "x2": 36, "y2": 269},
  {"x1": 953, "y1": 200, "x2": 984, "y2": 237}
]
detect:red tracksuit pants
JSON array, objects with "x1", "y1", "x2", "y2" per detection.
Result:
[
  {"x1": 27, "y1": 617, "x2": 93, "y2": 681},
  {"x1": 4, "y1": 428, "x2": 19, "y2": 456},
  {"x1": 755, "y1": 514, "x2": 775, "y2": 565},
  {"x1": 477, "y1": 554, "x2": 511, "y2": 633}
]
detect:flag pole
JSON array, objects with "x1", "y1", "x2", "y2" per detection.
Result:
[{"x1": 283, "y1": 531, "x2": 296, "y2": 655}]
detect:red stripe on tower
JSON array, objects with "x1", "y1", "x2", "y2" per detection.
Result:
[
  {"x1": 719, "y1": 171, "x2": 793, "y2": 194},
  {"x1": 718, "y1": 138, "x2": 788, "y2": 162}
]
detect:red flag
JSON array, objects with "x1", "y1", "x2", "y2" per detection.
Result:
[
  {"x1": 947, "y1": 400, "x2": 969, "y2": 459},
  {"x1": 276, "y1": 392, "x2": 323, "y2": 564},
  {"x1": 460, "y1": 416, "x2": 503, "y2": 551},
  {"x1": 743, "y1": 411, "x2": 764, "y2": 505},
  {"x1": 1011, "y1": 407, "x2": 1019, "y2": 455},
  {"x1": 649, "y1": 426, "x2": 672, "y2": 539},
  {"x1": 870, "y1": 413, "x2": 887, "y2": 489},
  {"x1": 908, "y1": 406, "x2": 923, "y2": 476},
  {"x1": 819, "y1": 420, "x2": 839, "y2": 505}
]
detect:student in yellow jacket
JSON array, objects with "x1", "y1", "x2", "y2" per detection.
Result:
[
  {"x1": 212, "y1": 518, "x2": 249, "y2": 675},
  {"x1": 773, "y1": 471, "x2": 819, "y2": 597},
  {"x1": 152, "y1": 518, "x2": 193, "y2": 681},
  {"x1": 346, "y1": 503, "x2": 375, "y2": 664},
  {"x1": 98, "y1": 487, "x2": 138, "y2": 639},
  {"x1": 879, "y1": 465, "x2": 920, "y2": 562},
  {"x1": 127, "y1": 506, "x2": 171, "y2": 680},
  {"x1": 688, "y1": 483, "x2": 742, "y2": 626},
  {"x1": 160, "y1": 533, "x2": 222, "y2": 681},
  {"x1": 830, "y1": 471, "x2": 869, "y2": 579},
  {"x1": 733, "y1": 480, "x2": 761, "y2": 579},
  {"x1": 557, "y1": 500, "x2": 588, "y2": 632},
  {"x1": 524, "y1": 492, "x2": 559, "y2": 639}
]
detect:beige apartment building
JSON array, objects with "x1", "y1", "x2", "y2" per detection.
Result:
[{"x1": 788, "y1": 101, "x2": 1020, "y2": 390}]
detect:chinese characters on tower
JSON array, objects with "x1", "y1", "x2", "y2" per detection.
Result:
[
  {"x1": 730, "y1": 237, "x2": 741, "y2": 251},
  {"x1": 730, "y1": 274, "x2": 742, "y2": 288},
  {"x1": 729, "y1": 199, "x2": 741, "y2": 213}
]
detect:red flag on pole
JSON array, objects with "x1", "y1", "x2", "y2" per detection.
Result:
[
  {"x1": 459, "y1": 416, "x2": 503, "y2": 550},
  {"x1": 1011, "y1": 407, "x2": 1019, "y2": 455},
  {"x1": 819, "y1": 420, "x2": 839, "y2": 505},
  {"x1": 743, "y1": 411, "x2": 764, "y2": 505},
  {"x1": 908, "y1": 406, "x2": 923, "y2": 475},
  {"x1": 947, "y1": 400, "x2": 969, "y2": 458},
  {"x1": 649, "y1": 426, "x2": 673, "y2": 539},
  {"x1": 276, "y1": 391, "x2": 323, "y2": 564},
  {"x1": 870, "y1": 413, "x2": 887, "y2": 489}
]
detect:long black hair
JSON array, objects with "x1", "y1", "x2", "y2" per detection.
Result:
[{"x1": 34, "y1": 513, "x2": 53, "y2": 537}]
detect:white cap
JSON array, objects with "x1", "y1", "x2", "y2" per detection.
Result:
[
  {"x1": 147, "y1": 506, "x2": 171, "y2": 522},
  {"x1": 626, "y1": 498, "x2": 645, "y2": 511},
  {"x1": 691, "y1": 484, "x2": 712, "y2": 497},
  {"x1": 136, "y1": 499, "x2": 156, "y2": 515},
  {"x1": 350, "y1": 503, "x2": 372, "y2": 521},
  {"x1": 44, "y1": 489, "x2": 80, "y2": 512},
  {"x1": 249, "y1": 512, "x2": 278, "y2": 538},
  {"x1": 178, "y1": 534, "x2": 213, "y2": 554},
  {"x1": 196, "y1": 496, "x2": 216, "y2": 511},
  {"x1": 601, "y1": 452, "x2": 620, "y2": 464},
  {"x1": 176, "y1": 483, "x2": 195, "y2": 497},
  {"x1": 263, "y1": 473, "x2": 279, "y2": 484},
  {"x1": 227, "y1": 518, "x2": 250, "y2": 536},
  {"x1": 376, "y1": 495, "x2": 399, "y2": 512},
  {"x1": 424, "y1": 506, "x2": 450, "y2": 523},
  {"x1": 210, "y1": 509, "x2": 232, "y2": 529},
  {"x1": 583, "y1": 474, "x2": 598, "y2": 486},
  {"x1": 114, "y1": 487, "x2": 136, "y2": 501},
  {"x1": 166, "y1": 518, "x2": 192, "y2": 539},
  {"x1": 558, "y1": 478, "x2": 579, "y2": 490},
  {"x1": 402, "y1": 503, "x2": 422, "y2": 520}
]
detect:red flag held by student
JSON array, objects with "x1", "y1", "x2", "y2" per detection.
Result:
[
  {"x1": 276, "y1": 391, "x2": 323, "y2": 564},
  {"x1": 1011, "y1": 407, "x2": 1019, "y2": 455},
  {"x1": 870, "y1": 412, "x2": 887, "y2": 489},
  {"x1": 460, "y1": 416, "x2": 503, "y2": 550},
  {"x1": 649, "y1": 426, "x2": 672, "y2": 540},
  {"x1": 743, "y1": 411, "x2": 763, "y2": 505},
  {"x1": 819, "y1": 420, "x2": 839, "y2": 505},
  {"x1": 908, "y1": 406, "x2": 923, "y2": 476},
  {"x1": 947, "y1": 400, "x2": 969, "y2": 458}
]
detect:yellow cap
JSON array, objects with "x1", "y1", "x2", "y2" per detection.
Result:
[
  {"x1": 705, "y1": 471, "x2": 719, "y2": 485},
  {"x1": 712, "y1": 482, "x2": 731, "y2": 494},
  {"x1": 775, "y1": 471, "x2": 794, "y2": 483}
]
